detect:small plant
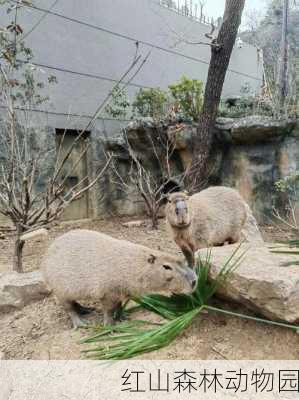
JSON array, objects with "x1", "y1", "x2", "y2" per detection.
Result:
[
  {"x1": 218, "y1": 96, "x2": 273, "y2": 118},
  {"x1": 168, "y1": 76, "x2": 203, "y2": 121},
  {"x1": 104, "y1": 86, "x2": 130, "y2": 119},
  {"x1": 275, "y1": 172, "x2": 299, "y2": 193},
  {"x1": 132, "y1": 87, "x2": 168, "y2": 119}
]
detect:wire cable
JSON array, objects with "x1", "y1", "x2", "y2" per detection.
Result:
[
  {"x1": 17, "y1": 60, "x2": 154, "y2": 90},
  {"x1": 13, "y1": 0, "x2": 262, "y2": 81}
]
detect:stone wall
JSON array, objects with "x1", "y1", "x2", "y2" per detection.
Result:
[
  {"x1": 214, "y1": 117, "x2": 298, "y2": 222},
  {"x1": 1, "y1": 116, "x2": 298, "y2": 225},
  {"x1": 101, "y1": 116, "x2": 299, "y2": 224}
]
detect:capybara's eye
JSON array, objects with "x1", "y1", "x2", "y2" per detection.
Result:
[{"x1": 163, "y1": 264, "x2": 172, "y2": 271}]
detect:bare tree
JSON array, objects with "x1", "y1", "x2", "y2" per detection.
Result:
[
  {"x1": 273, "y1": 198, "x2": 298, "y2": 233},
  {"x1": 111, "y1": 128, "x2": 175, "y2": 229},
  {"x1": 0, "y1": 116, "x2": 112, "y2": 272},
  {"x1": 0, "y1": 1, "x2": 148, "y2": 271},
  {"x1": 0, "y1": 53, "x2": 112, "y2": 272},
  {"x1": 242, "y1": 0, "x2": 299, "y2": 117},
  {"x1": 111, "y1": 125, "x2": 208, "y2": 229},
  {"x1": 199, "y1": 0, "x2": 207, "y2": 22},
  {"x1": 189, "y1": 0, "x2": 246, "y2": 189}
]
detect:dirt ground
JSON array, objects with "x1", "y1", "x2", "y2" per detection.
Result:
[{"x1": 0, "y1": 218, "x2": 298, "y2": 360}]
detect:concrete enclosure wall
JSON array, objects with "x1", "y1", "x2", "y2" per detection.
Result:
[{"x1": 0, "y1": 0, "x2": 263, "y2": 135}]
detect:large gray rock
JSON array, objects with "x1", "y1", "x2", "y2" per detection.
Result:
[
  {"x1": 197, "y1": 244, "x2": 299, "y2": 324},
  {"x1": 0, "y1": 271, "x2": 50, "y2": 313},
  {"x1": 215, "y1": 116, "x2": 296, "y2": 145}
]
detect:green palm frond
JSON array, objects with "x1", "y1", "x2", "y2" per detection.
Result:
[{"x1": 131, "y1": 243, "x2": 246, "y2": 319}]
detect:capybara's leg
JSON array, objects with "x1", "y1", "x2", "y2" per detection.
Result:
[
  {"x1": 72, "y1": 301, "x2": 95, "y2": 315},
  {"x1": 103, "y1": 309, "x2": 115, "y2": 326},
  {"x1": 182, "y1": 247, "x2": 195, "y2": 269},
  {"x1": 62, "y1": 300, "x2": 88, "y2": 329},
  {"x1": 103, "y1": 301, "x2": 123, "y2": 325},
  {"x1": 176, "y1": 239, "x2": 195, "y2": 269},
  {"x1": 112, "y1": 301, "x2": 125, "y2": 321},
  {"x1": 228, "y1": 233, "x2": 241, "y2": 244}
]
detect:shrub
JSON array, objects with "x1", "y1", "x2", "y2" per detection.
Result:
[
  {"x1": 104, "y1": 86, "x2": 130, "y2": 119},
  {"x1": 218, "y1": 96, "x2": 273, "y2": 118},
  {"x1": 132, "y1": 88, "x2": 168, "y2": 119},
  {"x1": 168, "y1": 76, "x2": 203, "y2": 121},
  {"x1": 275, "y1": 172, "x2": 299, "y2": 193}
]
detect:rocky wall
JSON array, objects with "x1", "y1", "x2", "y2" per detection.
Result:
[{"x1": 101, "y1": 116, "x2": 299, "y2": 224}]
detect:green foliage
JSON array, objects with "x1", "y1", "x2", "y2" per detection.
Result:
[
  {"x1": 275, "y1": 172, "x2": 299, "y2": 193},
  {"x1": 218, "y1": 97, "x2": 273, "y2": 118},
  {"x1": 81, "y1": 311, "x2": 200, "y2": 360},
  {"x1": 218, "y1": 83, "x2": 273, "y2": 118},
  {"x1": 0, "y1": 6, "x2": 57, "y2": 108},
  {"x1": 132, "y1": 87, "x2": 168, "y2": 119},
  {"x1": 102, "y1": 75, "x2": 205, "y2": 122},
  {"x1": 104, "y1": 86, "x2": 130, "y2": 119},
  {"x1": 168, "y1": 76, "x2": 203, "y2": 121}
]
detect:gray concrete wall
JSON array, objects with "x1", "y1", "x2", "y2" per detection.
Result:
[{"x1": 0, "y1": 0, "x2": 263, "y2": 136}]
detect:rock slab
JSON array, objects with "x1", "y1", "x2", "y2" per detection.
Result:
[
  {"x1": 0, "y1": 271, "x2": 50, "y2": 313},
  {"x1": 197, "y1": 244, "x2": 299, "y2": 324}
]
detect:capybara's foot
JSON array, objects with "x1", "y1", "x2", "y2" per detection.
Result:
[
  {"x1": 62, "y1": 300, "x2": 90, "y2": 329},
  {"x1": 71, "y1": 315, "x2": 89, "y2": 330},
  {"x1": 103, "y1": 313, "x2": 115, "y2": 326}
]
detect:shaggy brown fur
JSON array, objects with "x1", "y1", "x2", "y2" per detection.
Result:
[
  {"x1": 42, "y1": 229, "x2": 197, "y2": 328},
  {"x1": 165, "y1": 186, "x2": 249, "y2": 268}
]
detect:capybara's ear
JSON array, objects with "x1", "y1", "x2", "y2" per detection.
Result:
[{"x1": 148, "y1": 254, "x2": 157, "y2": 264}]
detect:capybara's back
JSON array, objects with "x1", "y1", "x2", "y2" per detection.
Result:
[
  {"x1": 42, "y1": 229, "x2": 145, "y2": 301},
  {"x1": 190, "y1": 186, "x2": 247, "y2": 247}
]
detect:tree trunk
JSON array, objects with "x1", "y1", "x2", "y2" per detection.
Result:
[
  {"x1": 12, "y1": 225, "x2": 25, "y2": 273},
  {"x1": 151, "y1": 216, "x2": 159, "y2": 230},
  {"x1": 150, "y1": 204, "x2": 159, "y2": 230},
  {"x1": 190, "y1": 0, "x2": 246, "y2": 188}
]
